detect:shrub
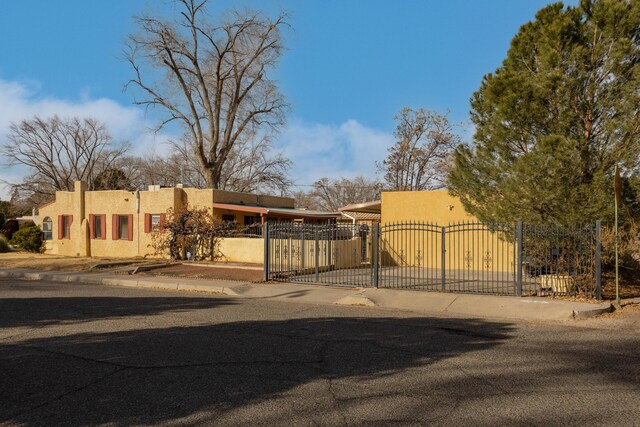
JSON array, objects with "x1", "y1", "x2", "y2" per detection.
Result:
[
  {"x1": 10, "y1": 226, "x2": 43, "y2": 253},
  {"x1": 149, "y1": 206, "x2": 228, "y2": 261},
  {"x1": 19, "y1": 220, "x2": 35, "y2": 229},
  {"x1": 0, "y1": 212, "x2": 5, "y2": 228},
  {"x1": 0, "y1": 236, "x2": 10, "y2": 253},
  {"x1": 600, "y1": 220, "x2": 640, "y2": 271},
  {"x1": 0, "y1": 219, "x2": 19, "y2": 240}
]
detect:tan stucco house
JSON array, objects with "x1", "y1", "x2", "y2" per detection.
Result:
[{"x1": 38, "y1": 181, "x2": 340, "y2": 260}]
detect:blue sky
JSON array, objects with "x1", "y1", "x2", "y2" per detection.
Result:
[{"x1": 0, "y1": 0, "x2": 577, "y2": 198}]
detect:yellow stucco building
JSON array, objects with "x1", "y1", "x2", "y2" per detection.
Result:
[
  {"x1": 379, "y1": 190, "x2": 516, "y2": 274},
  {"x1": 38, "y1": 181, "x2": 340, "y2": 260}
]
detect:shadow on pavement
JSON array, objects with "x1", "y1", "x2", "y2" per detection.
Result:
[
  {"x1": 1, "y1": 313, "x2": 514, "y2": 425},
  {"x1": 0, "y1": 296, "x2": 234, "y2": 328}
]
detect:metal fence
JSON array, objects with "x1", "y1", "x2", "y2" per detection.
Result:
[
  {"x1": 264, "y1": 220, "x2": 602, "y2": 299},
  {"x1": 265, "y1": 222, "x2": 373, "y2": 287}
]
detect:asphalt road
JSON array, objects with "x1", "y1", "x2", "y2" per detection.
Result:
[{"x1": 1, "y1": 278, "x2": 639, "y2": 426}]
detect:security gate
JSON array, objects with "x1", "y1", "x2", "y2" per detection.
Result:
[
  {"x1": 265, "y1": 222, "x2": 373, "y2": 287},
  {"x1": 264, "y1": 221, "x2": 602, "y2": 298},
  {"x1": 377, "y1": 222, "x2": 518, "y2": 295}
]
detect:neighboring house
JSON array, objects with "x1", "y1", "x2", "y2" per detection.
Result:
[
  {"x1": 38, "y1": 181, "x2": 341, "y2": 261},
  {"x1": 338, "y1": 200, "x2": 381, "y2": 225}
]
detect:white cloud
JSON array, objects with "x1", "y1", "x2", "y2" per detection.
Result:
[
  {"x1": 0, "y1": 78, "x2": 176, "y2": 199},
  {"x1": 0, "y1": 77, "x2": 397, "y2": 199},
  {"x1": 277, "y1": 118, "x2": 394, "y2": 189}
]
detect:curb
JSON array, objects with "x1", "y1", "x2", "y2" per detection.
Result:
[
  {"x1": 0, "y1": 270, "x2": 238, "y2": 296},
  {"x1": 335, "y1": 294, "x2": 376, "y2": 307},
  {"x1": 573, "y1": 304, "x2": 612, "y2": 318},
  {"x1": 0, "y1": 269, "x2": 611, "y2": 320}
]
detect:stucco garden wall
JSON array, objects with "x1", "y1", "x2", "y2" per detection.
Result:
[
  {"x1": 217, "y1": 238, "x2": 264, "y2": 264},
  {"x1": 380, "y1": 190, "x2": 515, "y2": 272}
]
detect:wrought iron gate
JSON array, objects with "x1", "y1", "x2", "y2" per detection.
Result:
[
  {"x1": 378, "y1": 222, "x2": 518, "y2": 295},
  {"x1": 264, "y1": 221, "x2": 602, "y2": 298},
  {"x1": 264, "y1": 222, "x2": 373, "y2": 287}
]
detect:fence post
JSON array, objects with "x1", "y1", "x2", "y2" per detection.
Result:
[
  {"x1": 263, "y1": 222, "x2": 270, "y2": 282},
  {"x1": 315, "y1": 227, "x2": 320, "y2": 282},
  {"x1": 516, "y1": 221, "x2": 523, "y2": 297},
  {"x1": 301, "y1": 224, "x2": 305, "y2": 272},
  {"x1": 441, "y1": 226, "x2": 446, "y2": 291},
  {"x1": 595, "y1": 220, "x2": 602, "y2": 300},
  {"x1": 372, "y1": 222, "x2": 379, "y2": 288}
]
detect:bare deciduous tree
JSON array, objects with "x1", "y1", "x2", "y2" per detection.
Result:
[
  {"x1": 126, "y1": 0, "x2": 289, "y2": 189},
  {"x1": 117, "y1": 154, "x2": 207, "y2": 190},
  {"x1": 378, "y1": 107, "x2": 459, "y2": 191},
  {"x1": 305, "y1": 176, "x2": 382, "y2": 211},
  {"x1": 1, "y1": 115, "x2": 128, "y2": 200},
  {"x1": 291, "y1": 190, "x2": 321, "y2": 210},
  {"x1": 215, "y1": 134, "x2": 291, "y2": 194}
]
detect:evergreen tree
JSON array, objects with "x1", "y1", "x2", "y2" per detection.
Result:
[
  {"x1": 92, "y1": 168, "x2": 132, "y2": 191},
  {"x1": 448, "y1": 0, "x2": 640, "y2": 224}
]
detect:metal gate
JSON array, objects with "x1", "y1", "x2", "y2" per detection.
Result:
[
  {"x1": 264, "y1": 221, "x2": 602, "y2": 298},
  {"x1": 265, "y1": 222, "x2": 373, "y2": 287},
  {"x1": 378, "y1": 222, "x2": 517, "y2": 295}
]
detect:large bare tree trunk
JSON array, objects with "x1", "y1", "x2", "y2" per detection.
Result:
[{"x1": 126, "y1": 0, "x2": 289, "y2": 190}]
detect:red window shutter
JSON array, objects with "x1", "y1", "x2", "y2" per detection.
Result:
[
  {"x1": 127, "y1": 214, "x2": 134, "y2": 241},
  {"x1": 159, "y1": 214, "x2": 166, "y2": 230},
  {"x1": 58, "y1": 215, "x2": 64, "y2": 240},
  {"x1": 112, "y1": 215, "x2": 118, "y2": 240},
  {"x1": 88, "y1": 215, "x2": 95, "y2": 239},
  {"x1": 144, "y1": 213, "x2": 151, "y2": 233},
  {"x1": 100, "y1": 215, "x2": 106, "y2": 240}
]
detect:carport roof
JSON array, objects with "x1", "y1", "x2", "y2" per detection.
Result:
[
  {"x1": 338, "y1": 200, "x2": 381, "y2": 214},
  {"x1": 213, "y1": 202, "x2": 341, "y2": 219}
]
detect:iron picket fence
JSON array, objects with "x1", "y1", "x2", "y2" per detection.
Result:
[
  {"x1": 264, "y1": 220, "x2": 602, "y2": 299},
  {"x1": 265, "y1": 221, "x2": 373, "y2": 287}
]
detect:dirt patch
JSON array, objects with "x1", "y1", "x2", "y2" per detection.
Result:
[
  {"x1": 139, "y1": 264, "x2": 263, "y2": 282},
  {"x1": 0, "y1": 252, "x2": 152, "y2": 272},
  {"x1": 0, "y1": 252, "x2": 263, "y2": 282}
]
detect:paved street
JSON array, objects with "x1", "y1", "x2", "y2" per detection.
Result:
[{"x1": 1, "y1": 278, "x2": 639, "y2": 426}]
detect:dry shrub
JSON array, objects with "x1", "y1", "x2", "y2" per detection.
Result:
[
  {"x1": 149, "y1": 205, "x2": 235, "y2": 261},
  {"x1": 600, "y1": 219, "x2": 640, "y2": 271}
]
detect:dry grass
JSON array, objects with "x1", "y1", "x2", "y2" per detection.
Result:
[{"x1": 0, "y1": 252, "x2": 150, "y2": 272}]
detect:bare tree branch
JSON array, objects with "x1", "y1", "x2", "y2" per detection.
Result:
[{"x1": 126, "y1": 0, "x2": 290, "y2": 188}]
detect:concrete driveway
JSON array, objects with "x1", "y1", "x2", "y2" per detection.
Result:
[{"x1": 1, "y1": 277, "x2": 639, "y2": 426}]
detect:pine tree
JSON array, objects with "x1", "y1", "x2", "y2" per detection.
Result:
[{"x1": 448, "y1": 0, "x2": 640, "y2": 224}]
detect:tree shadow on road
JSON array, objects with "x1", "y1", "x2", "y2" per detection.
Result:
[
  {"x1": 1, "y1": 312, "x2": 516, "y2": 425},
  {"x1": 0, "y1": 296, "x2": 235, "y2": 329}
]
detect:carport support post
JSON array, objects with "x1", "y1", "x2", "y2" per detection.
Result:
[
  {"x1": 516, "y1": 221, "x2": 523, "y2": 297},
  {"x1": 596, "y1": 220, "x2": 602, "y2": 300},
  {"x1": 372, "y1": 222, "x2": 379, "y2": 288},
  {"x1": 263, "y1": 222, "x2": 270, "y2": 282}
]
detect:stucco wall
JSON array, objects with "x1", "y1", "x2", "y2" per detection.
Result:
[
  {"x1": 183, "y1": 188, "x2": 214, "y2": 213},
  {"x1": 217, "y1": 238, "x2": 264, "y2": 264},
  {"x1": 212, "y1": 189, "x2": 294, "y2": 208},
  {"x1": 381, "y1": 190, "x2": 475, "y2": 225},
  {"x1": 380, "y1": 190, "x2": 515, "y2": 272},
  {"x1": 39, "y1": 190, "x2": 75, "y2": 256},
  {"x1": 85, "y1": 189, "x2": 139, "y2": 258},
  {"x1": 269, "y1": 237, "x2": 364, "y2": 272}
]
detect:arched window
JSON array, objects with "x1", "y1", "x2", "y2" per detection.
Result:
[{"x1": 42, "y1": 217, "x2": 52, "y2": 241}]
